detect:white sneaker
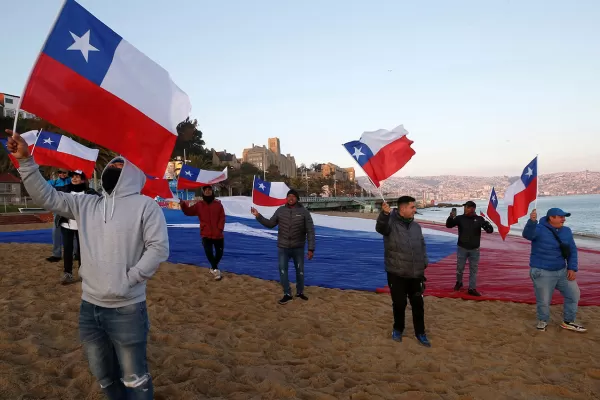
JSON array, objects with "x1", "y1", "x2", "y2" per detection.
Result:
[
  {"x1": 536, "y1": 320, "x2": 548, "y2": 331},
  {"x1": 210, "y1": 269, "x2": 222, "y2": 281}
]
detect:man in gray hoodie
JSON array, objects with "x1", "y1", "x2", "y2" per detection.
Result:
[{"x1": 5, "y1": 130, "x2": 169, "y2": 399}]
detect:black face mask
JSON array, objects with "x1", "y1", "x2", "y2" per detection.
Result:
[
  {"x1": 70, "y1": 183, "x2": 87, "y2": 193},
  {"x1": 102, "y1": 168, "x2": 122, "y2": 194},
  {"x1": 202, "y1": 193, "x2": 214, "y2": 203}
]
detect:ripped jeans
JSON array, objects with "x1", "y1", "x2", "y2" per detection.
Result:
[{"x1": 79, "y1": 300, "x2": 153, "y2": 399}]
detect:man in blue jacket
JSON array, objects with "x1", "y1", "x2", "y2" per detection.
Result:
[
  {"x1": 522, "y1": 208, "x2": 586, "y2": 333},
  {"x1": 47, "y1": 170, "x2": 71, "y2": 262}
]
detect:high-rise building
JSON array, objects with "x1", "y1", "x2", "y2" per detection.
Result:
[
  {"x1": 268, "y1": 137, "x2": 280, "y2": 155},
  {"x1": 242, "y1": 138, "x2": 297, "y2": 178}
]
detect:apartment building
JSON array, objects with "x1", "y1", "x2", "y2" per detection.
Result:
[
  {"x1": 321, "y1": 163, "x2": 355, "y2": 182},
  {"x1": 211, "y1": 149, "x2": 240, "y2": 169},
  {"x1": 242, "y1": 138, "x2": 297, "y2": 178},
  {"x1": 0, "y1": 93, "x2": 35, "y2": 119}
]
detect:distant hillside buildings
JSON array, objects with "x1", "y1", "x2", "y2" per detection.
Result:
[{"x1": 242, "y1": 137, "x2": 297, "y2": 178}]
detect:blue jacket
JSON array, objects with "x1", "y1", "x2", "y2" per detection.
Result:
[
  {"x1": 48, "y1": 177, "x2": 71, "y2": 193},
  {"x1": 522, "y1": 216, "x2": 578, "y2": 271}
]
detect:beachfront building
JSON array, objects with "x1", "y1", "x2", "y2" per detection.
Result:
[
  {"x1": 321, "y1": 163, "x2": 354, "y2": 182},
  {"x1": 242, "y1": 137, "x2": 297, "y2": 178},
  {"x1": 0, "y1": 173, "x2": 23, "y2": 204},
  {"x1": 211, "y1": 149, "x2": 240, "y2": 169},
  {"x1": 0, "y1": 93, "x2": 35, "y2": 119}
]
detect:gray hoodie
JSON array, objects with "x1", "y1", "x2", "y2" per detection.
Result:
[{"x1": 18, "y1": 156, "x2": 169, "y2": 308}]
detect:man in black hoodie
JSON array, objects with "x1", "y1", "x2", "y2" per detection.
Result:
[
  {"x1": 446, "y1": 201, "x2": 494, "y2": 296},
  {"x1": 251, "y1": 189, "x2": 315, "y2": 305}
]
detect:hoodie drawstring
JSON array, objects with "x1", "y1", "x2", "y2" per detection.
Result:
[{"x1": 102, "y1": 188, "x2": 117, "y2": 223}]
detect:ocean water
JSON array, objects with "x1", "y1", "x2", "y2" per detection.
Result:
[{"x1": 418, "y1": 194, "x2": 600, "y2": 237}]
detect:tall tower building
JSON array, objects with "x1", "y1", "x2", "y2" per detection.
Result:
[{"x1": 268, "y1": 137, "x2": 281, "y2": 155}]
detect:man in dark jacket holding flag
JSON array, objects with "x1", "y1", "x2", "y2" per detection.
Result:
[
  {"x1": 446, "y1": 200, "x2": 494, "y2": 296},
  {"x1": 376, "y1": 196, "x2": 431, "y2": 347},
  {"x1": 251, "y1": 189, "x2": 315, "y2": 305}
]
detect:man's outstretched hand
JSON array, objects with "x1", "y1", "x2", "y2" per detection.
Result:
[{"x1": 4, "y1": 129, "x2": 30, "y2": 160}]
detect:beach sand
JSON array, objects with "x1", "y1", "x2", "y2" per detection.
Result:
[{"x1": 1, "y1": 233, "x2": 600, "y2": 398}]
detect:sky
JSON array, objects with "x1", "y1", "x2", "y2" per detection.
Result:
[{"x1": 2, "y1": 0, "x2": 599, "y2": 177}]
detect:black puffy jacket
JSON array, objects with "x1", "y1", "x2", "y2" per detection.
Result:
[
  {"x1": 256, "y1": 204, "x2": 316, "y2": 251},
  {"x1": 376, "y1": 210, "x2": 428, "y2": 279}
]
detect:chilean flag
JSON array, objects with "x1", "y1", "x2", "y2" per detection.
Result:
[
  {"x1": 485, "y1": 187, "x2": 510, "y2": 240},
  {"x1": 505, "y1": 157, "x2": 538, "y2": 226},
  {"x1": 177, "y1": 164, "x2": 228, "y2": 190},
  {"x1": 0, "y1": 130, "x2": 38, "y2": 168},
  {"x1": 20, "y1": 0, "x2": 191, "y2": 177},
  {"x1": 141, "y1": 176, "x2": 174, "y2": 200},
  {"x1": 252, "y1": 177, "x2": 290, "y2": 207},
  {"x1": 33, "y1": 131, "x2": 99, "y2": 177},
  {"x1": 343, "y1": 125, "x2": 415, "y2": 187}
]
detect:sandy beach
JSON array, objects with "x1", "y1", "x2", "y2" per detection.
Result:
[{"x1": 2, "y1": 233, "x2": 600, "y2": 399}]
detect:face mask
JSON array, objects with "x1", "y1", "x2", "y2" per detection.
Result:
[
  {"x1": 202, "y1": 193, "x2": 214, "y2": 203},
  {"x1": 102, "y1": 168, "x2": 122, "y2": 194}
]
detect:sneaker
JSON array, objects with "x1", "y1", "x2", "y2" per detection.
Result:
[
  {"x1": 468, "y1": 289, "x2": 482, "y2": 297},
  {"x1": 61, "y1": 273, "x2": 76, "y2": 285},
  {"x1": 561, "y1": 321, "x2": 587, "y2": 333},
  {"x1": 536, "y1": 320, "x2": 548, "y2": 331},
  {"x1": 392, "y1": 329, "x2": 403, "y2": 342},
  {"x1": 453, "y1": 282, "x2": 463, "y2": 291},
  {"x1": 46, "y1": 256, "x2": 61, "y2": 263},
  {"x1": 278, "y1": 294, "x2": 293, "y2": 305},
  {"x1": 416, "y1": 334, "x2": 431, "y2": 347},
  {"x1": 296, "y1": 293, "x2": 308, "y2": 301},
  {"x1": 209, "y1": 268, "x2": 222, "y2": 281}
]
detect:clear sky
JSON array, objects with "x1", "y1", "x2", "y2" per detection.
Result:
[{"x1": 2, "y1": 0, "x2": 599, "y2": 177}]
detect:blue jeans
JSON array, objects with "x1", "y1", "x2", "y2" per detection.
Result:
[
  {"x1": 79, "y1": 300, "x2": 153, "y2": 399},
  {"x1": 457, "y1": 247, "x2": 480, "y2": 289},
  {"x1": 52, "y1": 214, "x2": 63, "y2": 257},
  {"x1": 530, "y1": 267, "x2": 580, "y2": 323},
  {"x1": 278, "y1": 247, "x2": 305, "y2": 295}
]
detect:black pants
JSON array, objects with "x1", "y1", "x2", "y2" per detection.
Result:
[
  {"x1": 61, "y1": 227, "x2": 80, "y2": 274},
  {"x1": 202, "y1": 238, "x2": 224, "y2": 270},
  {"x1": 387, "y1": 272, "x2": 425, "y2": 335}
]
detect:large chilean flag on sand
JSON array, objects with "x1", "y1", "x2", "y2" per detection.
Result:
[
  {"x1": 0, "y1": 130, "x2": 38, "y2": 169},
  {"x1": 504, "y1": 157, "x2": 538, "y2": 226},
  {"x1": 20, "y1": 0, "x2": 191, "y2": 177},
  {"x1": 252, "y1": 177, "x2": 290, "y2": 207},
  {"x1": 343, "y1": 125, "x2": 415, "y2": 187},
  {"x1": 33, "y1": 131, "x2": 99, "y2": 177}
]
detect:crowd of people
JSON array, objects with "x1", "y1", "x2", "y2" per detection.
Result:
[{"x1": 3, "y1": 129, "x2": 587, "y2": 399}]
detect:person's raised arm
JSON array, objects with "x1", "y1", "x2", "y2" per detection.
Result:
[
  {"x1": 375, "y1": 202, "x2": 392, "y2": 236},
  {"x1": 522, "y1": 209, "x2": 539, "y2": 241},
  {"x1": 180, "y1": 200, "x2": 198, "y2": 217},
  {"x1": 6, "y1": 130, "x2": 79, "y2": 219},
  {"x1": 252, "y1": 207, "x2": 279, "y2": 228}
]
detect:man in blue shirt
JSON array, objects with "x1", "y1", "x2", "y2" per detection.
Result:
[
  {"x1": 523, "y1": 208, "x2": 585, "y2": 333},
  {"x1": 47, "y1": 170, "x2": 71, "y2": 262}
]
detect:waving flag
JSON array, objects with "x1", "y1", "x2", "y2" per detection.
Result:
[
  {"x1": 252, "y1": 177, "x2": 290, "y2": 207},
  {"x1": 141, "y1": 176, "x2": 174, "y2": 199},
  {"x1": 504, "y1": 157, "x2": 538, "y2": 226},
  {"x1": 485, "y1": 187, "x2": 510, "y2": 240},
  {"x1": 1, "y1": 130, "x2": 38, "y2": 168},
  {"x1": 19, "y1": 0, "x2": 191, "y2": 177},
  {"x1": 177, "y1": 164, "x2": 228, "y2": 190},
  {"x1": 33, "y1": 131, "x2": 99, "y2": 177},
  {"x1": 343, "y1": 125, "x2": 415, "y2": 188}
]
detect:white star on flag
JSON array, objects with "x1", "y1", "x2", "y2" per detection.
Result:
[
  {"x1": 184, "y1": 170, "x2": 192, "y2": 176},
  {"x1": 67, "y1": 30, "x2": 99, "y2": 62},
  {"x1": 352, "y1": 147, "x2": 365, "y2": 160},
  {"x1": 43, "y1": 138, "x2": 54, "y2": 145},
  {"x1": 525, "y1": 167, "x2": 533, "y2": 177},
  {"x1": 492, "y1": 195, "x2": 496, "y2": 202},
  {"x1": 258, "y1": 183, "x2": 266, "y2": 190}
]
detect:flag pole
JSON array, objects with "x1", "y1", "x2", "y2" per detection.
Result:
[
  {"x1": 29, "y1": 129, "x2": 42, "y2": 156},
  {"x1": 534, "y1": 154, "x2": 539, "y2": 211},
  {"x1": 252, "y1": 175, "x2": 256, "y2": 206}
]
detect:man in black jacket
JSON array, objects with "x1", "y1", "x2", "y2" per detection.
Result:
[
  {"x1": 251, "y1": 189, "x2": 316, "y2": 305},
  {"x1": 446, "y1": 200, "x2": 494, "y2": 296},
  {"x1": 376, "y1": 196, "x2": 431, "y2": 348}
]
